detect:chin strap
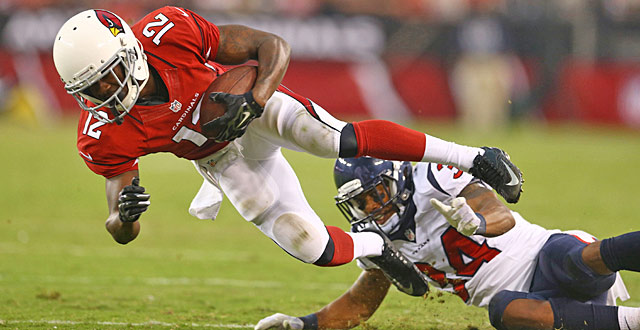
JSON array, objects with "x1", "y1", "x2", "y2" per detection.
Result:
[{"x1": 110, "y1": 107, "x2": 124, "y2": 125}]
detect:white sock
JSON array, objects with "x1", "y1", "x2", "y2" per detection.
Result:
[
  {"x1": 423, "y1": 135, "x2": 483, "y2": 171},
  {"x1": 619, "y1": 306, "x2": 640, "y2": 330},
  {"x1": 348, "y1": 232, "x2": 383, "y2": 258}
]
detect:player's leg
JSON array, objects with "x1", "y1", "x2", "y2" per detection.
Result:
[
  {"x1": 194, "y1": 140, "x2": 382, "y2": 266},
  {"x1": 532, "y1": 233, "x2": 617, "y2": 301},
  {"x1": 523, "y1": 232, "x2": 640, "y2": 329},
  {"x1": 488, "y1": 290, "x2": 553, "y2": 329},
  {"x1": 592, "y1": 231, "x2": 640, "y2": 274},
  {"x1": 251, "y1": 89, "x2": 522, "y2": 203},
  {"x1": 235, "y1": 96, "x2": 430, "y2": 295},
  {"x1": 341, "y1": 121, "x2": 522, "y2": 202},
  {"x1": 489, "y1": 290, "x2": 634, "y2": 330}
]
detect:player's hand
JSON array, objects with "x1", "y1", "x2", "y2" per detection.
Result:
[
  {"x1": 430, "y1": 197, "x2": 485, "y2": 236},
  {"x1": 205, "y1": 91, "x2": 264, "y2": 142},
  {"x1": 118, "y1": 177, "x2": 150, "y2": 222},
  {"x1": 254, "y1": 313, "x2": 304, "y2": 330}
]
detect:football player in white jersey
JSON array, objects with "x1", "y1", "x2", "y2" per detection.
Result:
[{"x1": 255, "y1": 157, "x2": 640, "y2": 330}]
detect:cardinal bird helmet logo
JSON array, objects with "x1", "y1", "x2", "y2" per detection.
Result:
[{"x1": 95, "y1": 10, "x2": 125, "y2": 37}]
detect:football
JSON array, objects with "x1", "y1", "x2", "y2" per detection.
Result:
[{"x1": 200, "y1": 65, "x2": 258, "y2": 139}]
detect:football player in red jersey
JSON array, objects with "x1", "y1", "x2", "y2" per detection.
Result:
[
  {"x1": 52, "y1": 7, "x2": 524, "y2": 296},
  {"x1": 256, "y1": 157, "x2": 640, "y2": 330}
]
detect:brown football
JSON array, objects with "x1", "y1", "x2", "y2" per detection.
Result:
[{"x1": 200, "y1": 65, "x2": 258, "y2": 139}]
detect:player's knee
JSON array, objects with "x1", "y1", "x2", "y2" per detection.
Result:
[
  {"x1": 271, "y1": 213, "x2": 327, "y2": 263},
  {"x1": 564, "y1": 244, "x2": 616, "y2": 296},
  {"x1": 489, "y1": 290, "x2": 548, "y2": 330}
]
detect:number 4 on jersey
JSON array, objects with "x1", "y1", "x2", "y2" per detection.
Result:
[{"x1": 416, "y1": 227, "x2": 501, "y2": 302}]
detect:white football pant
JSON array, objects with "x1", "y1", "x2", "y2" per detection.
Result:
[{"x1": 193, "y1": 91, "x2": 347, "y2": 263}]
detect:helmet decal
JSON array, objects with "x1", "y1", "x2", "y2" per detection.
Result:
[{"x1": 95, "y1": 10, "x2": 124, "y2": 37}]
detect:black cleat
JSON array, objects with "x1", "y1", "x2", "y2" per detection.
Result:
[
  {"x1": 469, "y1": 147, "x2": 523, "y2": 203},
  {"x1": 364, "y1": 228, "x2": 429, "y2": 297}
]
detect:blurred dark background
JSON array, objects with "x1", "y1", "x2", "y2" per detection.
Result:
[{"x1": 3, "y1": 0, "x2": 640, "y2": 130}]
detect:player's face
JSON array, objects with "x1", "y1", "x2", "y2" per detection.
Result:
[
  {"x1": 85, "y1": 64, "x2": 128, "y2": 107},
  {"x1": 352, "y1": 183, "x2": 395, "y2": 225}
]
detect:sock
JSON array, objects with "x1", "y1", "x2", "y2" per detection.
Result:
[
  {"x1": 351, "y1": 120, "x2": 426, "y2": 161},
  {"x1": 549, "y1": 297, "x2": 620, "y2": 330},
  {"x1": 348, "y1": 231, "x2": 383, "y2": 258},
  {"x1": 314, "y1": 226, "x2": 355, "y2": 267},
  {"x1": 424, "y1": 135, "x2": 483, "y2": 171},
  {"x1": 600, "y1": 231, "x2": 640, "y2": 272},
  {"x1": 350, "y1": 120, "x2": 482, "y2": 171},
  {"x1": 619, "y1": 306, "x2": 640, "y2": 330}
]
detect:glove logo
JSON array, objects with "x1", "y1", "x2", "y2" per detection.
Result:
[
  {"x1": 502, "y1": 160, "x2": 520, "y2": 186},
  {"x1": 237, "y1": 110, "x2": 252, "y2": 129}
]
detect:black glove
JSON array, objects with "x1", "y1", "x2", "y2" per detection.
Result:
[
  {"x1": 203, "y1": 91, "x2": 264, "y2": 142},
  {"x1": 118, "y1": 177, "x2": 150, "y2": 222}
]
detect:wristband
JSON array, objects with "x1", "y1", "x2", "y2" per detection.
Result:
[
  {"x1": 299, "y1": 313, "x2": 318, "y2": 330},
  {"x1": 474, "y1": 212, "x2": 487, "y2": 235},
  {"x1": 243, "y1": 91, "x2": 263, "y2": 114}
]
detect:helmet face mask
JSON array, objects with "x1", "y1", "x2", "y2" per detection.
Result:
[
  {"x1": 70, "y1": 49, "x2": 140, "y2": 124},
  {"x1": 53, "y1": 9, "x2": 149, "y2": 124},
  {"x1": 333, "y1": 158, "x2": 414, "y2": 230},
  {"x1": 335, "y1": 176, "x2": 397, "y2": 226}
]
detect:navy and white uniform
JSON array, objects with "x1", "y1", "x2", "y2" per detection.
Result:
[{"x1": 359, "y1": 163, "x2": 629, "y2": 308}]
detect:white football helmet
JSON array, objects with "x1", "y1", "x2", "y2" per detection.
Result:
[{"x1": 53, "y1": 9, "x2": 149, "y2": 124}]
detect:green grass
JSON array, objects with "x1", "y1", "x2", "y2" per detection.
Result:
[{"x1": 1, "y1": 118, "x2": 639, "y2": 329}]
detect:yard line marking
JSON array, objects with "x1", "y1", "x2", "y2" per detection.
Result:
[
  {"x1": 1, "y1": 319, "x2": 253, "y2": 328},
  {"x1": 0, "y1": 274, "x2": 351, "y2": 291}
]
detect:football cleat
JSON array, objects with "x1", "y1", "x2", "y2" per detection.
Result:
[
  {"x1": 364, "y1": 228, "x2": 429, "y2": 297},
  {"x1": 469, "y1": 147, "x2": 523, "y2": 203}
]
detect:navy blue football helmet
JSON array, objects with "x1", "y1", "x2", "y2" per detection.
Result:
[{"x1": 333, "y1": 157, "x2": 414, "y2": 226}]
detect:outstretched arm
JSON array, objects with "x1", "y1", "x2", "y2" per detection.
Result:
[
  {"x1": 216, "y1": 25, "x2": 291, "y2": 107},
  {"x1": 316, "y1": 269, "x2": 391, "y2": 329},
  {"x1": 105, "y1": 170, "x2": 148, "y2": 244},
  {"x1": 255, "y1": 269, "x2": 391, "y2": 330},
  {"x1": 431, "y1": 182, "x2": 514, "y2": 237},
  {"x1": 459, "y1": 182, "x2": 515, "y2": 237}
]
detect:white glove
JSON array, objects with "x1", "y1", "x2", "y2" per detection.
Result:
[
  {"x1": 430, "y1": 197, "x2": 486, "y2": 236},
  {"x1": 254, "y1": 313, "x2": 304, "y2": 330}
]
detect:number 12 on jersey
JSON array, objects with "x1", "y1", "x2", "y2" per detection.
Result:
[{"x1": 142, "y1": 13, "x2": 174, "y2": 45}]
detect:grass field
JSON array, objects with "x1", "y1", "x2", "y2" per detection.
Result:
[{"x1": 1, "y1": 118, "x2": 639, "y2": 329}]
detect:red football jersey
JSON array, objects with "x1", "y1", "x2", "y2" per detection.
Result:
[{"x1": 76, "y1": 6, "x2": 228, "y2": 178}]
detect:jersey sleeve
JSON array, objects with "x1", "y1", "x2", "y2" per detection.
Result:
[
  {"x1": 182, "y1": 7, "x2": 221, "y2": 62},
  {"x1": 79, "y1": 153, "x2": 139, "y2": 179},
  {"x1": 76, "y1": 111, "x2": 141, "y2": 179},
  {"x1": 413, "y1": 163, "x2": 476, "y2": 198}
]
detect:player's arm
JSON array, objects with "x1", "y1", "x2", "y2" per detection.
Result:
[
  {"x1": 204, "y1": 25, "x2": 290, "y2": 142},
  {"x1": 316, "y1": 269, "x2": 391, "y2": 329},
  {"x1": 104, "y1": 170, "x2": 150, "y2": 244},
  {"x1": 430, "y1": 182, "x2": 514, "y2": 237},
  {"x1": 459, "y1": 182, "x2": 515, "y2": 237},
  {"x1": 215, "y1": 25, "x2": 291, "y2": 107},
  {"x1": 255, "y1": 269, "x2": 391, "y2": 330}
]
